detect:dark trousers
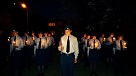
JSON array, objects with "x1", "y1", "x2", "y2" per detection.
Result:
[
  {"x1": 114, "y1": 50, "x2": 124, "y2": 74},
  {"x1": 60, "y1": 53, "x2": 74, "y2": 76},
  {"x1": 83, "y1": 48, "x2": 89, "y2": 67},
  {"x1": 22, "y1": 46, "x2": 32, "y2": 69},
  {"x1": 99, "y1": 45, "x2": 106, "y2": 60},
  {"x1": 48, "y1": 45, "x2": 53, "y2": 62},
  {"x1": 105, "y1": 45, "x2": 114, "y2": 58},
  {"x1": 10, "y1": 50, "x2": 23, "y2": 76}
]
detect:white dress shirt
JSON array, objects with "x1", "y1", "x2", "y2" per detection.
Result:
[
  {"x1": 113, "y1": 40, "x2": 127, "y2": 50},
  {"x1": 89, "y1": 39, "x2": 101, "y2": 50},
  {"x1": 106, "y1": 36, "x2": 116, "y2": 45},
  {"x1": 34, "y1": 37, "x2": 48, "y2": 55},
  {"x1": 58, "y1": 35, "x2": 79, "y2": 59},
  {"x1": 10, "y1": 35, "x2": 23, "y2": 54},
  {"x1": 22, "y1": 35, "x2": 33, "y2": 46},
  {"x1": 43, "y1": 36, "x2": 51, "y2": 47},
  {"x1": 84, "y1": 39, "x2": 91, "y2": 48},
  {"x1": 48, "y1": 36, "x2": 55, "y2": 46},
  {"x1": 113, "y1": 39, "x2": 127, "y2": 54}
]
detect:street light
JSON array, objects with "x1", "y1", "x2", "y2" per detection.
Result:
[
  {"x1": 21, "y1": 3, "x2": 27, "y2": 8},
  {"x1": 21, "y1": 3, "x2": 29, "y2": 31}
]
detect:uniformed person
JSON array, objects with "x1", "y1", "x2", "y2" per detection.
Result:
[
  {"x1": 58, "y1": 25, "x2": 79, "y2": 76},
  {"x1": 83, "y1": 34, "x2": 91, "y2": 67},
  {"x1": 81, "y1": 33, "x2": 87, "y2": 53},
  {"x1": 47, "y1": 33, "x2": 55, "y2": 63},
  {"x1": 34, "y1": 31, "x2": 48, "y2": 76},
  {"x1": 10, "y1": 29, "x2": 23, "y2": 76},
  {"x1": 89, "y1": 33, "x2": 101, "y2": 76},
  {"x1": 105, "y1": 32, "x2": 116, "y2": 64},
  {"x1": 99, "y1": 33, "x2": 106, "y2": 60},
  {"x1": 80, "y1": 34, "x2": 87, "y2": 61},
  {"x1": 113, "y1": 35, "x2": 127, "y2": 76},
  {"x1": 22, "y1": 31, "x2": 33, "y2": 69},
  {"x1": 30, "y1": 31, "x2": 37, "y2": 63},
  {"x1": 43, "y1": 32, "x2": 50, "y2": 69}
]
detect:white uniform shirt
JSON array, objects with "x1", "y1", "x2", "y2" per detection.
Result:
[
  {"x1": 106, "y1": 36, "x2": 116, "y2": 45},
  {"x1": 34, "y1": 37, "x2": 48, "y2": 55},
  {"x1": 10, "y1": 35, "x2": 23, "y2": 54},
  {"x1": 22, "y1": 35, "x2": 33, "y2": 46},
  {"x1": 89, "y1": 39, "x2": 101, "y2": 50},
  {"x1": 113, "y1": 40, "x2": 127, "y2": 50},
  {"x1": 58, "y1": 35, "x2": 79, "y2": 59}
]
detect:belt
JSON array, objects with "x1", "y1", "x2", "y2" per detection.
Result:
[{"x1": 61, "y1": 52, "x2": 74, "y2": 56}]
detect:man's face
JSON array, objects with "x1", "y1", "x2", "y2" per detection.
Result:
[
  {"x1": 102, "y1": 34, "x2": 105, "y2": 37},
  {"x1": 119, "y1": 36, "x2": 123, "y2": 40},
  {"x1": 48, "y1": 34, "x2": 51, "y2": 36},
  {"x1": 110, "y1": 33, "x2": 114, "y2": 37},
  {"x1": 87, "y1": 35, "x2": 90, "y2": 39},
  {"x1": 84, "y1": 34, "x2": 87, "y2": 38},
  {"x1": 44, "y1": 33, "x2": 48, "y2": 36},
  {"x1": 32, "y1": 32, "x2": 35, "y2": 36},
  {"x1": 65, "y1": 29, "x2": 71, "y2": 35},
  {"x1": 38, "y1": 33, "x2": 43, "y2": 38},
  {"x1": 92, "y1": 36, "x2": 96, "y2": 39},
  {"x1": 24, "y1": 33, "x2": 28, "y2": 36},
  {"x1": 13, "y1": 32, "x2": 17, "y2": 36}
]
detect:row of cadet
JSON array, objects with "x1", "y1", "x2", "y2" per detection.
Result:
[
  {"x1": 80, "y1": 32, "x2": 127, "y2": 56},
  {"x1": 8, "y1": 29, "x2": 55, "y2": 76},
  {"x1": 78, "y1": 32, "x2": 127, "y2": 76}
]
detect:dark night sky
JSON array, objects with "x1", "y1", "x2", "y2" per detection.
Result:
[
  {"x1": 28, "y1": 0, "x2": 76, "y2": 18},
  {"x1": 1, "y1": 0, "x2": 136, "y2": 34}
]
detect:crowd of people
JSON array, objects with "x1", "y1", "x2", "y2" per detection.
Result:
[{"x1": 0, "y1": 25, "x2": 127, "y2": 76}]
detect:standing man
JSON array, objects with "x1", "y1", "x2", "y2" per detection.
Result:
[
  {"x1": 48, "y1": 33, "x2": 55, "y2": 63},
  {"x1": 113, "y1": 35, "x2": 127, "y2": 76},
  {"x1": 43, "y1": 32, "x2": 51, "y2": 69},
  {"x1": 83, "y1": 34, "x2": 91, "y2": 68},
  {"x1": 10, "y1": 29, "x2": 23, "y2": 76},
  {"x1": 34, "y1": 31, "x2": 48, "y2": 76},
  {"x1": 58, "y1": 25, "x2": 79, "y2": 76},
  {"x1": 30, "y1": 31, "x2": 37, "y2": 63},
  {"x1": 99, "y1": 33, "x2": 106, "y2": 60},
  {"x1": 22, "y1": 31, "x2": 33, "y2": 69},
  {"x1": 80, "y1": 33, "x2": 87, "y2": 61},
  {"x1": 89, "y1": 33, "x2": 101, "y2": 76},
  {"x1": 105, "y1": 32, "x2": 116, "y2": 64}
]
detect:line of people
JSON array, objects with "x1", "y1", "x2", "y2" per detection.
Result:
[
  {"x1": 9, "y1": 30, "x2": 55, "y2": 76},
  {"x1": 7, "y1": 26, "x2": 127, "y2": 76},
  {"x1": 79, "y1": 32, "x2": 127, "y2": 76}
]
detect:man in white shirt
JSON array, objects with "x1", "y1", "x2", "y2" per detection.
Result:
[
  {"x1": 58, "y1": 25, "x2": 79, "y2": 76},
  {"x1": 113, "y1": 35, "x2": 127, "y2": 76},
  {"x1": 22, "y1": 31, "x2": 33, "y2": 69},
  {"x1": 10, "y1": 29, "x2": 23, "y2": 76}
]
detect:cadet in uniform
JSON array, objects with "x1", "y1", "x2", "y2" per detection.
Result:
[
  {"x1": 30, "y1": 31, "x2": 37, "y2": 63},
  {"x1": 47, "y1": 33, "x2": 55, "y2": 63},
  {"x1": 89, "y1": 33, "x2": 101, "y2": 76},
  {"x1": 99, "y1": 33, "x2": 106, "y2": 60},
  {"x1": 58, "y1": 25, "x2": 79, "y2": 76},
  {"x1": 10, "y1": 30, "x2": 23, "y2": 76},
  {"x1": 34, "y1": 31, "x2": 48, "y2": 76},
  {"x1": 83, "y1": 34, "x2": 91, "y2": 67},
  {"x1": 22, "y1": 31, "x2": 33, "y2": 69},
  {"x1": 80, "y1": 34, "x2": 87, "y2": 61},
  {"x1": 105, "y1": 32, "x2": 116, "y2": 64},
  {"x1": 43, "y1": 32, "x2": 50, "y2": 69},
  {"x1": 113, "y1": 35, "x2": 127, "y2": 76}
]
